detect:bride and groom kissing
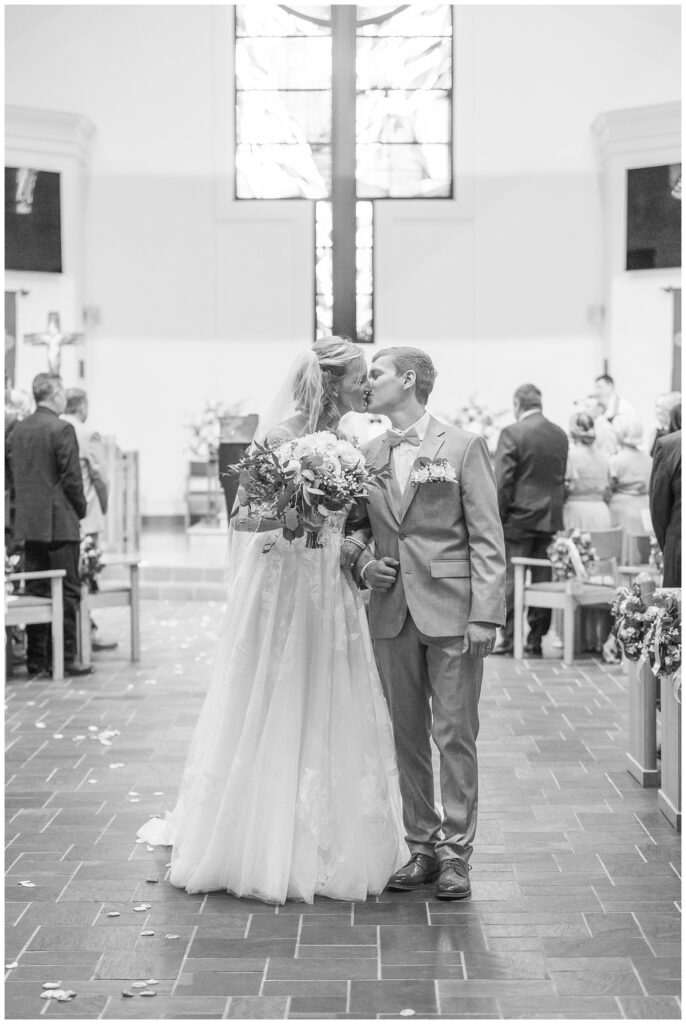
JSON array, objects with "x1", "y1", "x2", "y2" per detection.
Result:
[{"x1": 139, "y1": 338, "x2": 506, "y2": 906}]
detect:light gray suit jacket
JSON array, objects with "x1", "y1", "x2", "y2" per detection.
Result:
[{"x1": 358, "y1": 416, "x2": 506, "y2": 640}]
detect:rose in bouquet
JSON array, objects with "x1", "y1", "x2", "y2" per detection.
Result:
[
  {"x1": 547, "y1": 529, "x2": 597, "y2": 581},
  {"x1": 229, "y1": 430, "x2": 380, "y2": 548}
]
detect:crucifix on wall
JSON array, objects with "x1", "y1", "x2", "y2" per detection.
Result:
[{"x1": 24, "y1": 311, "x2": 84, "y2": 376}]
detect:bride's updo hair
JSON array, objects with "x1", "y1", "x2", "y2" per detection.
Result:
[{"x1": 293, "y1": 336, "x2": 363, "y2": 431}]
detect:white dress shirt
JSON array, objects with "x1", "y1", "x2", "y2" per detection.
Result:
[{"x1": 391, "y1": 410, "x2": 432, "y2": 491}]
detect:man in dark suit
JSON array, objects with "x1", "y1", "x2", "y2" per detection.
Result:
[
  {"x1": 650, "y1": 425, "x2": 681, "y2": 588},
  {"x1": 493, "y1": 383, "x2": 569, "y2": 656},
  {"x1": 7, "y1": 373, "x2": 92, "y2": 676}
]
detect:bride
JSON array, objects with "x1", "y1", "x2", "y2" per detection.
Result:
[{"x1": 138, "y1": 337, "x2": 407, "y2": 904}]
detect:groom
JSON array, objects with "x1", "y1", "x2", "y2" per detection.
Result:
[{"x1": 343, "y1": 348, "x2": 506, "y2": 899}]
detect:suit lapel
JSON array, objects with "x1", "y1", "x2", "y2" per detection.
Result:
[
  {"x1": 399, "y1": 417, "x2": 447, "y2": 521},
  {"x1": 371, "y1": 437, "x2": 401, "y2": 523}
]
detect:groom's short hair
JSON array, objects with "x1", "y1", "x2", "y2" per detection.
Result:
[{"x1": 373, "y1": 347, "x2": 437, "y2": 405}]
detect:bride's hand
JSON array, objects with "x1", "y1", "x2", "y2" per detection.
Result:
[{"x1": 340, "y1": 538, "x2": 365, "y2": 573}]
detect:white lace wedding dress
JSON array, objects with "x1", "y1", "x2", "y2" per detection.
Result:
[{"x1": 138, "y1": 512, "x2": 407, "y2": 904}]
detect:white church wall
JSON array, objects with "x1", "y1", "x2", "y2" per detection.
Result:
[{"x1": 5, "y1": 4, "x2": 681, "y2": 517}]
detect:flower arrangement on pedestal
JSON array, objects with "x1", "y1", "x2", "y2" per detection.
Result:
[
  {"x1": 186, "y1": 400, "x2": 246, "y2": 525},
  {"x1": 440, "y1": 395, "x2": 511, "y2": 456},
  {"x1": 611, "y1": 577, "x2": 681, "y2": 687},
  {"x1": 547, "y1": 529, "x2": 597, "y2": 581},
  {"x1": 187, "y1": 400, "x2": 245, "y2": 461}
]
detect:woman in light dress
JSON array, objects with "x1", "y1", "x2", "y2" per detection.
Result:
[
  {"x1": 563, "y1": 412, "x2": 614, "y2": 658},
  {"x1": 138, "y1": 338, "x2": 406, "y2": 904},
  {"x1": 563, "y1": 412, "x2": 612, "y2": 531},
  {"x1": 609, "y1": 415, "x2": 652, "y2": 563}
]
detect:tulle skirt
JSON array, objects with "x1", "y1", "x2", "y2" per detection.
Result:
[{"x1": 138, "y1": 521, "x2": 407, "y2": 904}]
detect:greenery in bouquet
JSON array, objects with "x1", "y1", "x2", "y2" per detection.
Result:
[
  {"x1": 547, "y1": 529, "x2": 597, "y2": 581},
  {"x1": 440, "y1": 395, "x2": 511, "y2": 455},
  {"x1": 229, "y1": 430, "x2": 384, "y2": 548},
  {"x1": 187, "y1": 399, "x2": 244, "y2": 461},
  {"x1": 79, "y1": 536, "x2": 105, "y2": 592}
]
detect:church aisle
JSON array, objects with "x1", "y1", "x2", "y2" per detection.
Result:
[{"x1": 5, "y1": 601, "x2": 681, "y2": 1020}]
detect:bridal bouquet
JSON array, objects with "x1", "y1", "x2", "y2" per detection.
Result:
[
  {"x1": 229, "y1": 431, "x2": 377, "y2": 548},
  {"x1": 547, "y1": 529, "x2": 597, "y2": 581}
]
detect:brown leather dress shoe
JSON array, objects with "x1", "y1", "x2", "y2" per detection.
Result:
[
  {"x1": 435, "y1": 859, "x2": 471, "y2": 900},
  {"x1": 387, "y1": 852, "x2": 440, "y2": 891}
]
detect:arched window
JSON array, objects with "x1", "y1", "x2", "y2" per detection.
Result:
[{"x1": 235, "y1": 4, "x2": 453, "y2": 343}]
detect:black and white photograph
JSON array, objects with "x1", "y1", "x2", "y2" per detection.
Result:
[{"x1": 4, "y1": 2, "x2": 681, "y2": 1021}]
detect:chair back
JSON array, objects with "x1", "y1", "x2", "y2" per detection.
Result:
[
  {"x1": 627, "y1": 532, "x2": 652, "y2": 565},
  {"x1": 588, "y1": 527, "x2": 623, "y2": 585}
]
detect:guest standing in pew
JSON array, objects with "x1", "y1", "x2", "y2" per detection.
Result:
[
  {"x1": 62, "y1": 387, "x2": 118, "y2": 652},
  {"x1": 6, "y1": 373, "x2": 93, "y2": 677},
  {"x1": 492, "y1": 383, "x2": 568, "y2": 657},
  {"x1": 650, "y1": 407, "x2": 681, "y2": 588},
  {"x1": 609, "y1": 415, "x2": 652, "y2": 564}
]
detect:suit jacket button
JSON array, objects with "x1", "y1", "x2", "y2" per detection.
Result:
[{"x1": 399, "y1": 532, "x2": 406, "y2": 540}]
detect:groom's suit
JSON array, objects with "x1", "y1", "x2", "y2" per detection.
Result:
[{"x1": 357, "y1": 415, "x2": 506, "y2": 865}]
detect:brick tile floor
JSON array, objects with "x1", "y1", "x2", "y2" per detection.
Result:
[{"x1": 5, "y1": 601, "x2": 681, "y2": 1019}]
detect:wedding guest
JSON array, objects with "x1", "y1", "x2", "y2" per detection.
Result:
[
  {"x1": 593, "y1": 373, "x2": 636, "y2": 423},
  {"x1": 563, "y1": 412, "x2": 612, "y2": 531},
  {"x1": 650, "y1": 420, "x2": 681, "y2": 587},
  {"x1": 609, "y1": 415, "x2": 652, "y2": 562},
  {"x1": 7, "y1": 373, "x2": 92, "y2": 677},
  {"x1": 62, "y1": 388, "x2": 117, "y2": 652},
  {"x1": 650, "y1": 391, "x2": 681, "y2": 456},
  {"x1": 493, "y1": 383, "x2": 568, "y2": 657},
  {"x1": 581, "y1": 393, "x2": 617, "y2": 457}
]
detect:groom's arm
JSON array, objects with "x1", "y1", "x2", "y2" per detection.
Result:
[{"x1": 461, "y1": 435, "x2": 507, "y2": 628}]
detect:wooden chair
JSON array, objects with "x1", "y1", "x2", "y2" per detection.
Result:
[
  {"x1": 5, "y1": 570, "x2": 66, "y2": 680},
  {"x1": 513, "y1": 527, "x2": 624, "y2": 664},
  {"x1": 78, "y1": 555, "x2": 140, "y2": 668},
  {"x1": 184, "y1": 460, "x2": 219, "y2": 529}
]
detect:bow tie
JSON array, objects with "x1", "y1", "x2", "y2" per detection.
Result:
[{"x1": 386, "y1": 427, "x2": 421, "y2": 447}]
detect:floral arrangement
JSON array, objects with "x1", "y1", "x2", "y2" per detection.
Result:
[
  {"x1": 229, "y1": 430, "x2": 381, "y2": 548},
  {"x1": 187, "y1": 400, "x2": 244, "y2": 461},
  {"x1": 79, "y1": 536, "x2": 105, "y2": 591},
  {"x1": 440, "y1": 395, "x2": 511, "y2": 455},
  {"x1": 410, "y1": 457, "x2": 457, "y2": 486},
  {"x1": 611, "y1": 583, "x2": 652, "y2": 661},
  {"x1": 5, "y1": 551, "x2": 21, "y2": 596},
  {"x1": 547, "y1": 529, "x2": 597, "y2": 581},
  {"x1": 611, "y1": 580, "x2": 681, "y2": 680},
  {"x1": 645, "y1": 589, "x2": 681, "y2": 679}
]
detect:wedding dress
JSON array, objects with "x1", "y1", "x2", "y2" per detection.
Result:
[{"x1": 138, "y1": 511, "x2": 407, "y2": 904}]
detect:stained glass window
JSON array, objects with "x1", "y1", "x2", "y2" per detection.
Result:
[{"x1": 235, "y1": 4, "x2": 453, "y2": 340}]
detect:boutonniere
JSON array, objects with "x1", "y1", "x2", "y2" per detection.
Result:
[{"x1": 410, "y1": 457, "x2": 457, "y2": 486}]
